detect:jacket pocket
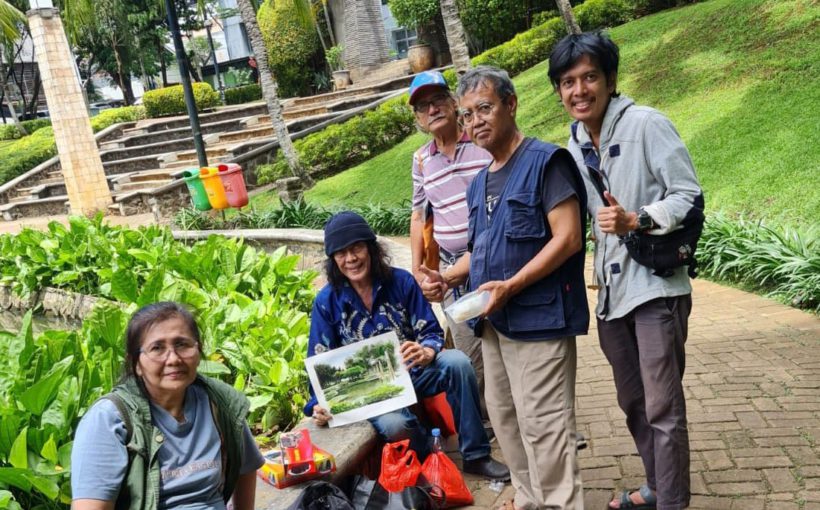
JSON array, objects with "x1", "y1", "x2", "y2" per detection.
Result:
[{"x1": 505, "y1": 192, "x2": 545, "y2": 241}]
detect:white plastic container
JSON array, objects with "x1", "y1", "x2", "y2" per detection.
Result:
[{"x1": 444, "y1": 290, "x2": 490, "y2": 323}]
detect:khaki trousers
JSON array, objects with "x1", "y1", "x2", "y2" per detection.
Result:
[{"x1": 481, "y1": 322, "x2": 583, "y2": 510}]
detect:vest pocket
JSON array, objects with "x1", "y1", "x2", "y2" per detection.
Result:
[
  {"x1": 503, "y1": 271, "x2": 567, "y2": 333},
  {"x1": 505, "y1": 192, "x2": 545, "y2": 241}
]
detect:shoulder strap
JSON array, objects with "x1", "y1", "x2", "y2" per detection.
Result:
[
  {"x1": 571, "y1": 121, "x2": 608, "y2": 204},
  {"x1": 101, "y1": 393, "x2": 133, "y2": 445}
]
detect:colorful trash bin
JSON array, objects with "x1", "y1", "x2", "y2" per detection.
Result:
[
  {"x1": 217, "y1": 163, "x2": 249, "y2": 208},
  {"x1": 182, "y1": 168, "x2": 212, "y2": 211},
  {"x1": 199, "y1": 167, "x2": 229, "y2": 209}
]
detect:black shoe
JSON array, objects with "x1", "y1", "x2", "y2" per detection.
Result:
[
  {"x1": 463, "y1": 456, "x2": 511, "y2": 481},
  {"x1": 576, "y1": 433, "x2": 588, "y2": 451}
]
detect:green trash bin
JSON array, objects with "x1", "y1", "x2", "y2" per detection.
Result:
[{"x1": 182, "y1": 168, "x2": 212, "y2": 211}]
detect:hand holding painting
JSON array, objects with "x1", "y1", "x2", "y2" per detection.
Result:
[{"x1": 312, "y1": 405, "x2": 332, "y2": 427}]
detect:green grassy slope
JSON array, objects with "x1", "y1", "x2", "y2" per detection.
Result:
[{"x1": 303, "y1": 0, "x2": 819, "y2": 226}]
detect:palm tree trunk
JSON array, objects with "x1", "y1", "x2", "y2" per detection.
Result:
[
  {"x1": 555, "y1": 0, "x2": 581, "y2": 35},
  {"x1": 321, "y1": 0, "x2": 336, "y2": 46},
  {"x1": 438, "y1": 0, "x2": 470, "y2": 75},
  {"x1": 235, "y1": 0, "x2": 313, "y2": 188}
]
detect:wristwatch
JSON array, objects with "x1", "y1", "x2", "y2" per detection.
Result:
[{"x1": 636, "y1": 208, "x2": 655, "y2": 231}]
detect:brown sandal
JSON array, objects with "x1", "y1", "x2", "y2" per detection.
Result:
[{"x1": 497, "y1": 500, "x2": 521, "y2": 510}]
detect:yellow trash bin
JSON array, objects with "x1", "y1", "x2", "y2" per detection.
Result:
[{"x1": 199, "y1": 166, "x2": 229, "y2": 210}]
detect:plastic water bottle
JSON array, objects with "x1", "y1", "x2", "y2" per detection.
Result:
[{"x1": 431, "y1": 428, "x2": 442, "y2": 453}]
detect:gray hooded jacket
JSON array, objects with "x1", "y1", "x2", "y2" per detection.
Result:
[{"x1": 567, "y1": 95, "x2": 703, "y2": 320}]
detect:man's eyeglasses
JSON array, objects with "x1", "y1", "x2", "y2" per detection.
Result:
[
  {"x1": 413, "y1": 94, "x2": 451, "y2": 113},
  {"x1": 459, "y1": 102, "x2": 497, "y2": 125},
  {"x1": 140, "y1": 340, "x2": 199, "y2": 362}
]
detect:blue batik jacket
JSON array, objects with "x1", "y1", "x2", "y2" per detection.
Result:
[{"x1": 303, "y1": 267, "x2": 444, "y2": 416}]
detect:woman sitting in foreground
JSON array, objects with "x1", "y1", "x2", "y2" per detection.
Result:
[
  {"x1": 305, "y1": 211, "x2": 509, "y2": 480},
  {"x1": 71, "y1": 302, "x2": 264, "y2": 510}
]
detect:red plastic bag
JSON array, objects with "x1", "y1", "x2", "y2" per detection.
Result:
[
  {"x1": 378, "y1": 440, "x2": 422, "y2": 493},
  {"x1": 421, "y1": 451, "x2": 473, "y2": 507}
]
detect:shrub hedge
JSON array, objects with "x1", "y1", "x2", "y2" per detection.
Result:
[
  {"x1": 142, "y1": 83, "x2": 220, "y2": 118},
  {"x1": 0, "y1": 106, "x2": 146, "y2": 186},
  {"x1": 225, "y1": 84, "x2": 263, "y2": 105},
  {"x1": 257, "y1": 96, "x2": 415, "y2": 185},
  {"x1": 0, "y1": 118, "x2": 53, "y2": 141}
]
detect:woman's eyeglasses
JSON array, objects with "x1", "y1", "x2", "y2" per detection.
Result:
[{"x1": 140, "y1": 340, "x2": 199, "y2": 362}]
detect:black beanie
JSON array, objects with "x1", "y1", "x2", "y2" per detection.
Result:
[{"x1": 323, "y1": 211, "x2": 376, "y2": 256}]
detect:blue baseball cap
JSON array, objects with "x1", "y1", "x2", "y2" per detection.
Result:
[{"x1": 408, "y1": 71, "x2": 448, "y2": 106}]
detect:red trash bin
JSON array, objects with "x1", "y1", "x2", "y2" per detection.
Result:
[{"x1": 217, "y1": 163, "x2": 249, "y2": 208}]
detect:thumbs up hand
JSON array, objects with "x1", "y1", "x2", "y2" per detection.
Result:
[
  {"x1": 597, "y1": 191, "x2": 638, "y2": 235},
  {"x1": 418, "y1": 265, "x2": 448, "y2": 303}
]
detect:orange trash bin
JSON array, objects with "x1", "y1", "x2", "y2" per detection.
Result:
[
  {"x1": 217, "y1": 163, "x2": 249, "y2": 208},
  {"x1": 199, "y1": 167, "x2": 229, "y2": 210}
]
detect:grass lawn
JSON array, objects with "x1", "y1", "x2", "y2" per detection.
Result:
[{"x1": 293, "y1": 0, "x2": 819, "y2": 226}]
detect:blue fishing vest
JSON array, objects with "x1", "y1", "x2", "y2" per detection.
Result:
[{"x1": 466, "y1": 138, "x2": 589, "y2": 341}]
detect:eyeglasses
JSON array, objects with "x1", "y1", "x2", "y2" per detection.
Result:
[
  {"x1": 140, "y1": 340, "x2": 199, "y2": 362},
  {"x1": 459, "y1": 102, "x2": 497, "y2": 125},
  {"x1": 413, "y1": 93, "x2": 451, "y2": 113},
  {"x1": 333, "y1": 241, "x2": 368, "y2": 261}
]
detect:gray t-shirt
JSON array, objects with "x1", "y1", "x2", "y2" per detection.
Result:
[{"x1": 71, "y1": 384, "x2": 264, "y2": 508}]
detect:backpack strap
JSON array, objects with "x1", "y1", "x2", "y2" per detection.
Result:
[{"x1": 100, "y1": 393, "x2": 133, "y2": 445}]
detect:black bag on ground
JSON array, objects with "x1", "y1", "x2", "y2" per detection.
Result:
[
  {"x1": 348, "y1": 475, "x2": 445, "y2": 510},
  {"x1": 286, "y1": 481, "x2": 355, "y2": 510}
]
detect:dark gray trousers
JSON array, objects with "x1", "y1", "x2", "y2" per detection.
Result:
[{"x1": 597, "y1": 295, "x2": 692, "y2": 510}]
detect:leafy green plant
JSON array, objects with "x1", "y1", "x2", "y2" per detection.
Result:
[
  {"x1": 173, "y1": 200, "x2": 412, "y2": 236},
  {"x1": 257, "y1": 0, "x2": 320, "y2": 98},
  {"x1": 325, "y1": 45, "x2": 345, "y2": 72},
  {"x1": 224, "y1": 84, "x2": 262, "y2": 105},
  {"x1": 257, "y1": 95, "x2": 415, "y2": 185},
  {"x1": 0, "y1": 118, "x2": 52, "y2": 141},
  {"x1": 141, "y1": 83, "x2": 220, "y2": 118},
  {"x1": 698, "y1": 214, "x2": 819, "y2": 311}
]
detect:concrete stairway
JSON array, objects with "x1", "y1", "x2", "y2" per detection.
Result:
[{"x1": 0, "y1": 74, "x2": 411, "y2": 221}]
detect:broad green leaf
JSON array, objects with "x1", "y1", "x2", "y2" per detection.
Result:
[
  {"x1": 19, "y1": 357, "x2": 74, "y2": 416},
  {"x1": 9, "y1": 428, "x2": 26, "y2": 469},
  {"x1": 126, "y1": 248, "x2": 158, "y2": 266},
  {"x1": 137, "y1": 269, "x2": 167, "y2": 307},
  {"x1": 268, "y1": 359, "x2": 290, "y2": 385},
  {"x1": 0, "y1": 490, "x2": 12, "y2": 508},
  {"x1": 0, "y1": 468, "x2": 31, "y2": 492},
  {"x1": 247, "y1": 394, "x2": 273, "y2": 412},
  {"x1": 198, "y1": 360, "x2": 231, "y2": 376},
  {"x1": 25, "y1": 472, "x2": 60, "y2": 500},
  {"x1": 40, "y1": 435, "x2": 58, "y2": 464},
  {"x1": 111, "y1": 268, "x2": 138, "y2": 303},
  {"x1": 58, "y1": 442, "x2": 72, "y2": 473},
  {"x1": 0, "y1": 414, "x2": 23, "y2": 461}
]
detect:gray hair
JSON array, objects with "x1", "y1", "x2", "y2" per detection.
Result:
[{"x1": 456, "y1": 65, "x2": 516, "y2": 101}]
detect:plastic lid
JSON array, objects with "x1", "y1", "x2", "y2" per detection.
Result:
[{"x1": 431, "y1": 428, "x2": 441, "y2": 437}]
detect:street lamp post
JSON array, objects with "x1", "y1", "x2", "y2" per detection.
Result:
[
  {"x1": 203, "y1": 19, "x2": 225, "y2": 105},
  {"x1": 163, "y1": 0, "x2": 208, "y2": 167}
]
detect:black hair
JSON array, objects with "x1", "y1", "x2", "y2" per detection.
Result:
[
  {"x1": 548, "y1": 31, "x2": 620, "y2": 97},
  {"x1": 325, "y1": 239, "x2": 393, "y2": 289},
  {"x1": 123, "y1": 302, "x2": 202, "y2": 382}
]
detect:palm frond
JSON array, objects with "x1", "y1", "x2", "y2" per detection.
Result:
[{"x1": 0, "y1": 0, "x2": 25, "y2": 43}]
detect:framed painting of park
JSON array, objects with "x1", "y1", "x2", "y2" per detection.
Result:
[{"x1": 305, "y1": 331, "x2": 417, "y2": 427}]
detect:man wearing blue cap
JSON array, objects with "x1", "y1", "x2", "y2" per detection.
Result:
[{"x1": 407, "y1": 71, "x2": 493, "y2": 428}]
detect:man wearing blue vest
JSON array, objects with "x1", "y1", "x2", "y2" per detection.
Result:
[{"x1": 421, "y1": 66, "x2": 589, "y2": 509}]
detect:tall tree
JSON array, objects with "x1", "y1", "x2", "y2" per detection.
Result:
[
  {"x1": 555, "y1": 0, "x2": 581, "y2": 34},
  {"x1": 438, "y1": 0, "x2": 470, "y2": 75},
  {"x1": 236, "y1": 0, "x2": 313, "y2": 188}
]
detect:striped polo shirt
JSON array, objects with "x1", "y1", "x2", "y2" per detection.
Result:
[{"x1": 412, "y1": 131, "x2": 492, "y2": 255}]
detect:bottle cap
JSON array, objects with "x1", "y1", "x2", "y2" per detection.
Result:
[{"x1": 431, "y1": 428, "x2": 441, "y2": 437}]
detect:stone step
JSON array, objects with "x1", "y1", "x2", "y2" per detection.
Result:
[
  {"x1": 114, "y1": 179, "x2": 172, "y2": 192},
  {"x1": 125, "y1": 103, "x2": 269, "y2": 135},
  {"x1": 103, "y1": 154, "x2": 162, "y2": 175},
  {"x1": 215, "y1": 126, "x2": 275, "y2": 144},
  {"x1": 100, "y1": 138, "x2": 195, "y2": 163},
  {"x1": 1, "y1": 196, "x2": 69, "y2": 221},
  {"x1": 115, "y1": 116, "x2": 250, "y2": 148}
]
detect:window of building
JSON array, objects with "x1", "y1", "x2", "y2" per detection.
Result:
[{"x1": 392, "y1": 28, "x2": 417, "y2": 58}]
